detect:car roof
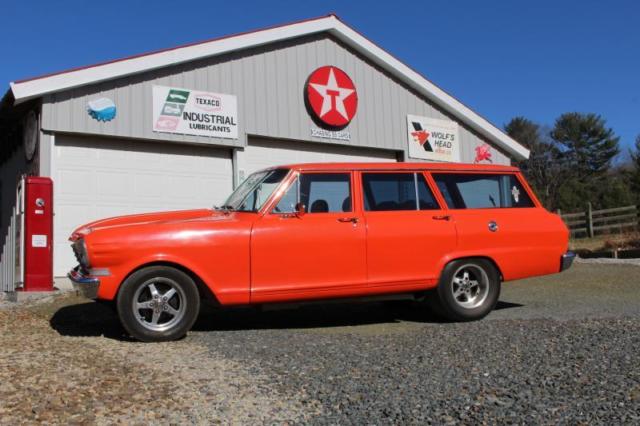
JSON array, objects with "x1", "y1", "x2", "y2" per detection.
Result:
[{"x1": 272, "y1": 162, "x2": 520, "y2": 172}]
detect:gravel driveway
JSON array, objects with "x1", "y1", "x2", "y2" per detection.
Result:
[{"x1": 2, "y1": 263, "x2": 639, "y2": 423}]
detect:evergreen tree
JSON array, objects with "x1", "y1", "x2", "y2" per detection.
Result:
[
  {"x1": 630, "y1": 135, "x2": 640, "y2": 201},
  {"x1": 505, "y1": 117, "x2": 570, "y2": 210},
  {"x1": 551, "y1": 113, "x2": 620, "y2": 178}
]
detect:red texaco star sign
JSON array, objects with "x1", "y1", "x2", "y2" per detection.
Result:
[{"x1": 305, "y1": 66, "x2": 358, "y2": 127}]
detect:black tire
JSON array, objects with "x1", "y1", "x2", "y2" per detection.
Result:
[
  {"x1": 116, "y1": 266, "x2": 200, "y2": 342},
  {"x1": 428, "y1": 258, "x2": 500, "y2": 321}
]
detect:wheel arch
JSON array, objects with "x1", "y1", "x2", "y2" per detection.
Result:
[
  {"x1": 116, "y1": 261, "x2": 221, "y2": 305},
  {"x1": 440, "y1": 255, "x2": 504, "y2": 283}
]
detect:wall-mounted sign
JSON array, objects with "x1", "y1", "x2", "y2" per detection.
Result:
[
  {"x1": 407, "y1": 115, "x2": 460, "y2": 162},
  {"x1": 152, "y1": 85, "x2": 238, "y2": 139},
  {"x1": 310, "y1": 127, "x2": 351, "y2": 141},
  {"x1": 474, "y1": 143, "x2": 493, "y2": 163},
  {"x1": 305, "y1": 66, "x2": 357, "y2": 129},
  {"x1": 87, "y1": 98, "x2": 116, "y2": 122}
]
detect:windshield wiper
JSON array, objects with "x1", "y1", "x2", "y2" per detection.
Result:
[{"x1": 213, "y1": 204, "x2": 236, "y2": 211}]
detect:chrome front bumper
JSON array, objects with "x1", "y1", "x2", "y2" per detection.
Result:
[
  {"x1": 68, "y1": 267, "x2": 100, "y2": 299},
  {"x1": 560, "y1": 251, "x2": 576, "y2": 272}
]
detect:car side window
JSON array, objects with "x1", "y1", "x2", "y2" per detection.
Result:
[
  {"x1": 274, "y1": 178, "x2": 298, "y2": 213},
  {"x1": 362, "y1": 172, "x2": 439, "y2": 211},
  {"x1": 417, "y1": 174, "x2": 439, "y2": 210},
  {"x1": 432, "y1": 173, "x2": 535, "y2": 209},
  {"x1": 274, "y1": 173, "x2": 352, "y2": 213}
]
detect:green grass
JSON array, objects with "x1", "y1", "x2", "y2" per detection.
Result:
[{"x1": 570, "y1": 231, "x2": 640, "y2": 252}]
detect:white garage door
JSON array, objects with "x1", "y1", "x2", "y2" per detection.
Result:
[
  {"x1": 242, "y1": 138, "x2": 397, "y2": 175},
  {"x1": 54, "y1": 135, "x2": 233, "y2": 276}
]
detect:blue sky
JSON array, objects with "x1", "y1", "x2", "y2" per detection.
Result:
[{"x1": 2, "y1": 0, "x2": 638, "y2": 153}]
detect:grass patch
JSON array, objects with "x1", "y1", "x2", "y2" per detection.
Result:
[{"x1": 570, "y1": 231, "x2": 640, "y2": 252}]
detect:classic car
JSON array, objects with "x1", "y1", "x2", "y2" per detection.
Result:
[{"x1": 69, "y1": 163, "x2": 574, "y2": 342}]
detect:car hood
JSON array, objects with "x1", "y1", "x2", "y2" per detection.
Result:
[{"x1": 69, "y1": 208, "x2": 222, "y2": 241}]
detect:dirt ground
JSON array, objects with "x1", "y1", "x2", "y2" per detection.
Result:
[{"x1": 0, "y1": 296, "x2": 317, "y2": 424}]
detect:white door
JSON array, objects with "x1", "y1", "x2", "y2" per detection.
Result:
[
  {"x1": 242, "y1": 138, "x2": 397, "y2": 175},
  {"x1": 53, "y1": 135, "x2": 233, "y2": 276}
]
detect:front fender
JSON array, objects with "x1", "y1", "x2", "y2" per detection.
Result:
[{"x1": 96, "y1": 252, "x2": 249, "y2": 305}]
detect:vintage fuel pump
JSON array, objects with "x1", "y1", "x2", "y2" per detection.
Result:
[{"x1": 16, "y1": 176, "x2": 54, "y2": 291}]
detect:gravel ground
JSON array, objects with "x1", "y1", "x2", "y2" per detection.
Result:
[
  {"x1": 193, "y1": 317, "x2": 640, "y2": 424},
  {"x1": 1, "y1": 263, "x2": 639, "y2": 424}
]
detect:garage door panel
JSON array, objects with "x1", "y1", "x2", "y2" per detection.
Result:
[
  {"x1": 58, "y1": 170, "x2": 94, "y2": 197},
  {"x1": 56, "y1": 202, "x2": 93, "y2": 233},
  {"x1": 134, "y1": 173, "x2": 167, "y2": 198},
  {"x1": 96, "y1": 171, "x2": 129, "y2": 196},
  {"x1": 98, "y1": 149, "x2": 130, "y2": 163},
  {"x1": 54, "y1": 136, "x2": 232, "y2": 276}
]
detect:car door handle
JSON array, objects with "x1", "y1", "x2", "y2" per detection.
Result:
[
  {"x1": 488, "y1": 220, "x2": 499, "y2": 232},
  {"x1": 432, "y1": 215, "x2": 451, "y2": 221},
  {"x1": 337, "y1": 217, "x2": 359, "y2": 224}
]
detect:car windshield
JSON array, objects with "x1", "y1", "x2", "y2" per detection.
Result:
[{"x1": 219, "y1": 169, "x2": 289, "y2": 212}]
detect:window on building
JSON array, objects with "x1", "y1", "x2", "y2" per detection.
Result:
[
  {"x1": 274, "y1": 173, "x2": 352, "y2": 213},
  {"x1": 362, "y1": 172, "x2": 439, "y2": 211},
  {"x1": 432, "y1": 173, "x2": 535, "y2": 209}
]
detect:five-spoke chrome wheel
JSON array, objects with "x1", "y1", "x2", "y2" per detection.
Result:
[
  {"x1": 118, "y1": 266, "x2": 200, "y2": 341},
  {"x1": 427, "y1": 258, "x2": 500, "y2": 322},
  {"x1": 451, "y1": 264, "x2": 489, "y2": 309},
  {"x1": 132, "y1": 277, "x2": 187, "y2": 332}
]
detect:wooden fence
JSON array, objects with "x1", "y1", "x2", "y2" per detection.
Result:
[{"x1": 559, "y1": 203, "x2": 639, "y2": 238}]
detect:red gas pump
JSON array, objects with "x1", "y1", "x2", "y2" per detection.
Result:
[{"x1": 19, "y1": 176, "x2": 54, "y2": 291}]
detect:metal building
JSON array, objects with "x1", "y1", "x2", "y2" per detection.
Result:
[{"x1": 0, "y1": 15, "x2": 529, "y2": 284}]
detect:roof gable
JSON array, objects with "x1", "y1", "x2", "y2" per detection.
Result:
[{"x1": 9, "y1": 14, "x2": 529, "y2": 160}]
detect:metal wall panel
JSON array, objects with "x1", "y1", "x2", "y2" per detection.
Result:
[
  {"x1": 0, "y1": 147, "x2": 27, "y2": 292},
  {"x1": 41, "y1": 33, "x2": 511, "y2": 165},
  {"x1": 0, "y1": 209, "x2": 16, "y2": 292}
]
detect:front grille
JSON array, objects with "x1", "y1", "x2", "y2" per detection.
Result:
[
  {"x1": 72, "y1": 241, "x2": 82, "y2": 263},
  {"x1": 72, "y1": 239, "x2": 88, "y2": 270}
]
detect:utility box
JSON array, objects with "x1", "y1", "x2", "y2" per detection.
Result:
[{"x1": 18, "y1": 176, "x2": 54, "y2": 291}]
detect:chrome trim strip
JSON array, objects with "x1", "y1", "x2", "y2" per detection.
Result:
[{"x1": 89, "y1": 268, "x2": 111, "y2": 277}]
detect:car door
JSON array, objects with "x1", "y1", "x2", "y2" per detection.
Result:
[
  {"x1": 430, "y1": 171, "x2": 566, "y2": 281},
  {"x1": 361, "y1": 171, "x2": 457, "y2": 287},
  {"x1": 250, "y1": 171, "x2": 367, "y2": 302}
]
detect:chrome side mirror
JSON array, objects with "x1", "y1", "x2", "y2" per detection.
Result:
[{"x1": 295, "y1": 202, "x2": 306, "y2": 217}]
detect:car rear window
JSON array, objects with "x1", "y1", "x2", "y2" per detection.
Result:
[
  {"x1": 432, "y1": 173, "x2": 535, "y2": 209},
  {"x1": 362, "y1": 172, "x2": 439, "y2": 211}
]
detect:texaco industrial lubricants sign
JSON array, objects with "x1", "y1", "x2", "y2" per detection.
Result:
[
  {"x1": 407, "y1": 115, "x2": 460, "y2": 162},
  {"x1": 152, "y1": 85, "x2": 238, "y2": 139}
]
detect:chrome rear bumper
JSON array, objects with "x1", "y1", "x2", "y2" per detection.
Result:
[
  {"x1": 68, "y1": 266, "x2": 100, "y2": 299},
  {"x1": 560, "y1": 251, "x2": 576, "y2": 272}
]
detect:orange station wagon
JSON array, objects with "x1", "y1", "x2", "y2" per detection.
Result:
[{"x1": 69, "y1": 163, "x2": 575, "y2": 342}]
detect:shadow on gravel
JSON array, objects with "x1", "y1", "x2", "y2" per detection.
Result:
[
  {"x1": 50, "y1": 299, "x2": 525, "y2": 339},
  {"x1": 192, "y1": 299, "x2": 525, "y2": 332},
  {"x1": 193, "y1": 301, "x2": 438, "y2": 332},
  {"x1": 494, "y1": 301, "x2": 524, "y2": 311},
  {"x1": 50, "y1": 301, "x2": 132, "y2": 341}
]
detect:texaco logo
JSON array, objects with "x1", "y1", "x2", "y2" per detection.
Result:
[{"x1": 305, "y1": 66, "x2": 358, "y2": 128}]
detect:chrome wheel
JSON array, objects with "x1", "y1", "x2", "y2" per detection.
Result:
[
  {"x1": 132, "y1": 277, "x2": 187, "y2": 332},
  {"x1": 451, "y1": 264, "x2": 490, "y2": 309}
]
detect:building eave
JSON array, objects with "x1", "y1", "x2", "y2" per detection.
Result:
[{"x1": 9, "y1": 14, "x2": 529, "y2": 160}]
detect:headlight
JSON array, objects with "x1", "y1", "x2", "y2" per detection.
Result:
[{"x1": 72, "y1": 239, "x2": 91, "y2": 270}]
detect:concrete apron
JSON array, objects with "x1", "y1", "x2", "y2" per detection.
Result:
[{"x1": 1, "y1": 277, "x2": 74, "y2": 303}]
